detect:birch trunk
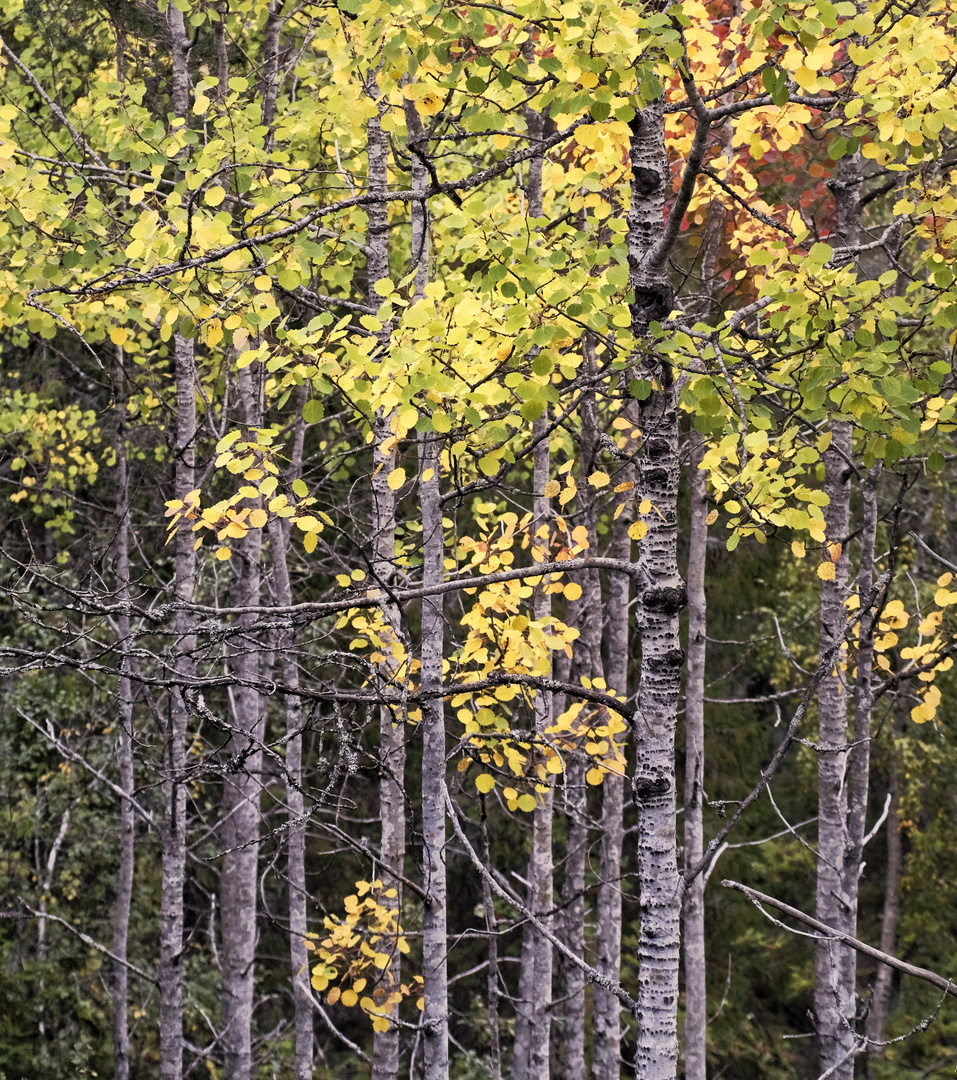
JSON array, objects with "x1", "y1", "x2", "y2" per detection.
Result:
[
  {"x1": 865, "y1": 713, "x2": 903, "y2": 1060},
  {"x1": 112, "y1": 353, "x2": 135, "y2": 1080},
  {"x1": 557, "y1": 349, "x2": 604, "y2": 1080},
  {"x1": 682, "y1": 437, "x2": 708, "y2": 1080},
  {"x1": 512, "y1": 91, "x2": 554, "y2": 1080},
  {"x1": 814, "y1": 420, "x2": 854, "y2": 1079},
  {"x1": 815, "y1": 150, "x2": 863, "y2": 1080},
  {"x1": 268, "y1": 516, "x2": 314, "y2": 1080},
  {"x1": 407, "y1": 94, "x2": 449, "y2": 1080},
  {"x1": 366, "y1": 90, "x2": 406, "y2": 1080},
  {"x1": 160, "y1": 331, "x2": 196, "y2": 1080},
  {"x1": 221, "y1": 365, "x2": 265, "y2": 1080},
  {"x1": 592, "y1": 411, "x2": 636, "y2": 1080},
  {"x1": 419, "y1": 431, "x2": 449, "y2": 1080},
  {"x1": 627, "y1": 99, "x2": 684, "y2": 1080},
  {"x1": 160, "y1": 16, "x2": 195, "y2": 1077}
]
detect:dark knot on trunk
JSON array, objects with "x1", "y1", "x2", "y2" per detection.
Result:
[
  {"x1": 642, "y1": 584, "x2": 687, "y2": 615},
  {"x1": 632, "y1": 773, "x2": 670, "y2": 802}
]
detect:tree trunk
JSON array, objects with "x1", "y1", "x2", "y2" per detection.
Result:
[
  {"x1": 628, "y1": 98, "x2": 684, "y2": 1080},
  {"x1": 865, "y1": 711, "x2": 903, "y2": 1061},
  {"x1": 683, "y1": 436, "x2": 708, "y2": 1080},
  {"x1": 221, "y1": 365, "x2": 265, "y2": 1080},
  {"x1": 112, "y1": 352, "x2": 135, "y2": 1080},
  {"x1": 592, "y1": 410, "x2": 636, "y2": 1080},
  {"x1": 419, "y1": 429, "x2": 449, "y2": 1080},
  {"x1": 160, "y1": 14, "x2": 195, "y2": 1074},
  {"x1": 512, "y1": 86, "x2": 554, "y2": 1080},
  {"x1": 268, "y1": 515, "x2": 314, "y2": 1080},
  {"x1": 814, "y1": 420, "x2": 855, "y2": 1080},
  {"x1": 160, "y1": 332, "x2": 196, "y2": 1080},
  {"x1": 366, "y1": 87, "x2": 406, "y2": 1080}
]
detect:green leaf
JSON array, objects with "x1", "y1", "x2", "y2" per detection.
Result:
[{"x1": 302, "y1": 400, "x2": 324, "y2": 424}]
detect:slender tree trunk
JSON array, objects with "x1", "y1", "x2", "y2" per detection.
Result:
[
  {"x1": 628, "y1": 98, "x2": 684, "y2": 1080},
  {"x1": 815, "y1": 149, "x2": 864, "y2": 1080},
  {"x1": 112, "y1": 353, "x2": 135, "y2": 1080},
  {"x1": 683, "y1": 437, "x2": 708, "y2": 1080},
  {"x1": 512, "y1": 91, "x2": 554, "y2": 1080},
  {"x1": 221, "y1": 365, "x2": 265, "y2": 1080},
  {"x1": 260, "y1": 1, "x2": 282, "y2": 149},
  {"x1": 480, "y1": 800, "x2": 503, "y2": 1080},
  {"x1": 592, "y1": 410, "x2": 636, "y2": 1080},
  {"x1": 419, "y1": 430, "x2": 449, "y2": 1080},
  {"x1": 366, "y1": 88, "x2": 406, "y2": 1080},
  {"x1": 814, "y1": 420, "x2": 854, "y2": 1079},
  {"x1": 557, "y1": 347, "x2": 604, "y2": 1080},
  {"x1": 865, "y1": 713, "x2": 903, "y2": 1061},
  {"x1": 406, "y1": 95, "x2": 449, "y2": 1080},
  {"x1": 160, "y1": 332, "x2": 196, "y2": 1080},
  {"x1": 160, "y1": 16, "x2": 195, "y2": 1077},
  {"x1": 267, "y1": 509, "x2": 314, "y2": 1080}
]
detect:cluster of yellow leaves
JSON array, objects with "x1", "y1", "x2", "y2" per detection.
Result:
[
  {"x1": 164, "y1": 429, "x2": 330, "y2": 557},
  {"x1": 309, "y1": 879, "x2": 418, "y2": 1032},
  {"x1": 845, "y1": 576, "x2": 957, "y2": 725}
]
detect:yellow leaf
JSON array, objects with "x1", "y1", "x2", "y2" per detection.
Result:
[
  {"x1": 326, "y1": 988, "x2": 341, "y2": 1005},
  {"x1": 373, "y1": 953, "x2": 391, "y2": 969},
  {"x1": 588, "y1": 470, "x2": 610, "y2": 488},
  {"x1": 517, "y1": 793, "x2": 537, "y2": 812},
  {"x1": 475, "y1": 773, "x2": 495, "y2": 794},
  {"x1": 205, "y1": 186, "x2": 226, "y2": 207},
  {"x1": 829, "y1": 542, "x2": 842, "y2": 563},
  {"x1": 817, "y1": 562, "x2": 836, "y2": 581},
  {"x1": 628, "y1": 521, "x2": 648, "y2": 541},
  {"x1": 303, "y1": 531, "x2": 318, "y2": 554},
  {"x1": 372, "y1": 1017, "x2": 391, "y2": 1033},
  {"x1": 791, "y1": 541, "x2": 806, "y2": 560},
  {"x1": 705, "y1": 509, "x2": 718, "y2": 526},
  {"x1": 638, "y1": 499, "x2": 651, "y2": 514},
  {"x1": 254, "y1": 275, "x2": 272, "y2": 291},
  {"x1": 341, "y1": 989, "x2": 358, "y2": 1007},
  {"x1": 564, "y1": 582, "x2": 583, "y2": 601},
  {"x1": 543, "y1": 479, "x2": 561, "y2": 499},
  {"x1": 586, "y1": 767, "x2": 604, "y2": 786},
  {"x1": 387, "y1": 468, "x2": 406, "y2": 491},
  {"x1": 421, "y1": 468, "x2": 434, "y2": 482},
  {"x1": 614, "y1": 481, "x2": 634, "y2": 493},
  {"x1": 248, "y1": 508, "x2": 267, "y2": 529},
  {"x1": 109, "y1": 327, "x2": 128, "y2": 346},
  {"x1": 215, "y1": 547, "x2": 231, "y2": 561}
]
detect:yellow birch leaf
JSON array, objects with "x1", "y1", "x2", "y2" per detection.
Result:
[
  {"x1": 517, "y1": 793, "x2": 537, "y2": 812},
  {"x1": 109, "y1": 327, "x2": 128, "y2": 346},
  {"x1": 421, "y1": 468, "x2": 434, "y2": 482},
  {"x1": 638, "y1": 499, "x2": 651, "y2": 514},
  {"x1": 586, "y1": 767, "x2": 604, "y2": 785},
  {"x1": 326, "y1": 988, "x2": 341, "y2": 1005},
  {"x1": 564, "y1": 582, "x2": 583, "y2": 601},
  {"x1": 387, "y1": 468, "x2": 406, "y2": 491},
  {"x1": 205, "y1": 186, "x2": 226, "y2": 207},
  {"x1": 543, "y1": 479, "x2": 561, "y2": 499},
  {"x1": 215, "y1": 547, "x2": 231, "y2": 561},
  {"x1": 628, "y1": 521, "x2": 648, "y2": 541},
  {"x1": 792, "y1": 541, "x2": 806, "y2": 559},
  {"x1": 588, "y1": 470, "x2": 610, "y2": 488},
  {"x1": 475, "y1": 773, "x2": 495, "y2": 793},
  {"x1": 817, "y1": 562, "x2": 836, "y2": 581},
  {"x1": 705, "y1": 509, "x2": 718, "y2": 525},
  {"x1": 372, "y1": 1017, "x2": 391, "y2": 1033},
  {"x1": 248, "y1": 508, "x2": 267, "y2": 529},
  {"x1": 341, "y1": 989, "x2": 358, "y2": 1007},
  {"x1": 829, "y1": 542, "x2": 842, "y2": 563}
]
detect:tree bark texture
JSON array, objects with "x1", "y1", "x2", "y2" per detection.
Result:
[
  {"x1": 112, "y1": 354, "x2": 135, "y2": 1080},
  {"x1": 221, "y1": 364, "x2": 265, "y2": 1080},
  {"x1": 683, "y1": 436, "x2": 708, "y2": 1080},
  {"x1": 628, "y1": 98, "x2": 684, "y2": 1080},
  {"x1": 814, "y1": 420, "x2": 855, "y2": 1080},
  {"x1": 160, "y1": 333, "x2": 196, "y2": 1080}
]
